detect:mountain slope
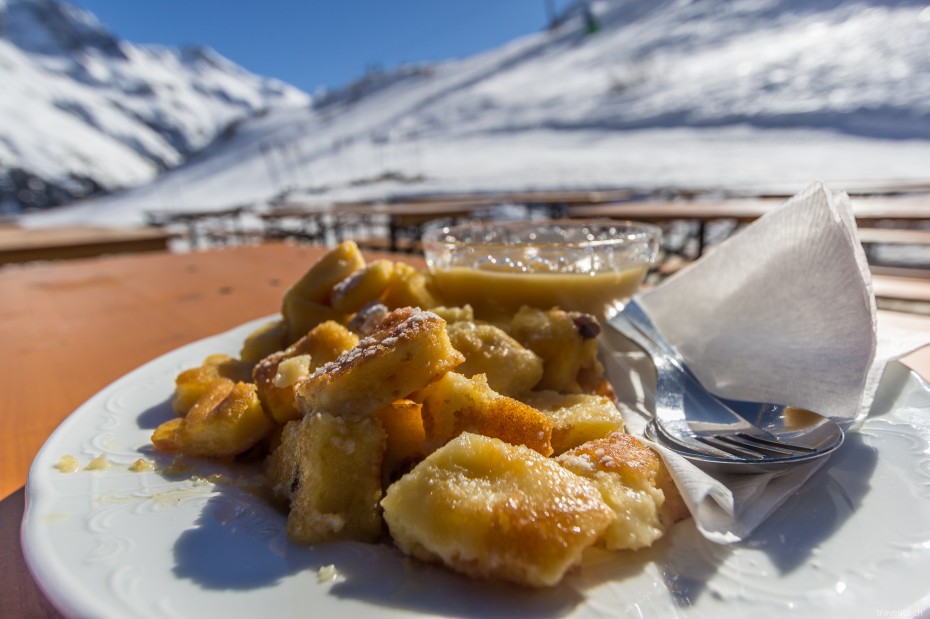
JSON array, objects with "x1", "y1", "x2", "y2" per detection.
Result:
[
  {"x1": 349, "y1": 0, "x2": 930, "y2": 139},
  {"x1": 19, "y1": 0, "x2": 930, "y2": 226},
  {"x1": 0, "y1": 0, "x2": 309, "y2": 212}
]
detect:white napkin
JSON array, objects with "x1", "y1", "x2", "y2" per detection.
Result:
[{"x1": 603, "y1": 182, "x2": 930, "y2": 543}]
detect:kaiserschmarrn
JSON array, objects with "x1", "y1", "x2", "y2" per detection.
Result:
[{"x1": 151, "y1": 240, "x2": 689, "y2": 588}]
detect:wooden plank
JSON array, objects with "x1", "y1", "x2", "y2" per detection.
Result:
[
  {"x1": 858, "y1": 227, "x2": 930, "y2": 245},
  {"x1": 0, "y1": 226, "x2": 176, "y2": 265},
  {"x1": 871, "y1": 265, "x2": 930, "y2": 279},
  {"x1": 872, "y1": 273, "x2": 930, "y2": 303}
]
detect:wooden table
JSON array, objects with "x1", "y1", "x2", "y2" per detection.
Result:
[
  {"x1": 386, "y1": 189, "x2": 636, "y2": 208},
  {"x1": 262, "y1": 201, "x2": 490, "y2": 252},
  {"x1": 0, "y1": 225, "x2": 177, "y2": 265},
  {"x1": 568, "y1": 197, "x2": 930, "y2": 256},
  {"x1": 3, "y1": 242, "x2": 930, "y2": 617},
  {"x1": 145, "y1": 204, "x2": 253, "y2": 249}
]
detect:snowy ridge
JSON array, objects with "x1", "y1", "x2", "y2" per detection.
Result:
[
  {"x1": 0, "y1": 0, "x2": 308, "y2": 211},
  {"x1": 12, "y1": 0, "x2": 930, "y2": 226}
]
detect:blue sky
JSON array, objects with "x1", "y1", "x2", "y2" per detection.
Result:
[{"x1": 71, "y1": 0, "x2": 563, "y2": 94}]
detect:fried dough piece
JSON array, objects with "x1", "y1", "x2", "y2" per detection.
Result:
[
  {"x1": 253, "y1": 351, "x2": 309, "y2": 424},
  {"x1": 297, "y1": 307, "x2": 464, "y2": 419},
  {"x1": 445, "y1": 322, "x2": 543, "y2": 397},
  {"x1": 416, "y1": 372, "x2": 553, "y2": 456},
  {"x1": 382, "y1": 432, "x2": 613, "y2": 588},
  {"x1": 281, "y1": 240, "x2": 364, "y2": 342},
  {"x1": 239, "y1": 319, "x2": 288, "y2": 363},
  {"x1": 508, "y1": 307, "x2": 604, "y2": 394},
  {"x1": 376, "y1": 399, "x2": 426, "y2": 483},
  {"x1": 172, "y1": 354, "x2": 254, "y2": 415},
  {"x1": 293, "y1": 319, "x2": 360, "y2": 361},
  {"x1": 253, "y1": 321, "x2": 359, "y2": 423},
  {"x1": 346, "y1": 301, "x2": 390, "y2": 337},
  {"x1": 430, "y1": 305, "x2": 474, "y2": 324},
  {"x1": 380, "y1": 262, "x2": 438, "y2": 309},
  {"x1": 153, "y1": 380, "x2": 272, "y2": 457},
  {"x1": 266, "y1": 411, "x2": 386, "y2": 544},
  {"x1": 521, "y1": 391, "x2": 626, "y2": 455},
  {"x1": 283, "y1": 240, "x2": 366, "y2": 307},
  {"x1": 556, "y1": 432, "x2": 688, "y2": 550},
  {"x1": 282, "y1": 298, "x2": 347, "y2": 346},
  {"x1": 331, "y1": 259, "x2": 394, "y2": 314}
]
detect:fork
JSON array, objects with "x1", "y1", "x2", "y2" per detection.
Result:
[{"x1": 609, "y1": 300, "x2": 838, "y2": 463}]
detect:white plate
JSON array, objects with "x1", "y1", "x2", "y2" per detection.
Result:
[{"x1": 22, "y1": 318, "x2": 930, "y2": 619}]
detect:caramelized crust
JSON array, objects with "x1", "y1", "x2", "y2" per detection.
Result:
[
  {"x1": 297, "y1": 307, "x2": 464, "y2": 419},
  {"x1": 521, "y1": 390, "x2": 626, "y2": 455},
  {"x1": 253, "y1": 321, "x2": 359, "y2": 423},
  {"x1": 153, "y1": 379, "x2": 271, "y2": 456},
  {"x1": 557, "y1": 432, "x2": 686, "y2": 550},
  {"x1": 382, "y1": 433, "x2": 613, "y2": 588},
  {"x1": 417, "y1": 372, "x2": 554, "y2": 456},
  {"x1": 172, "y1": 354, "x2": 254, "y2": 415}
]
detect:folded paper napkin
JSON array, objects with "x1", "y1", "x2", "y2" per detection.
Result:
[{"x1": 603, "y1": 182, "x2": 930, "y2": 543}]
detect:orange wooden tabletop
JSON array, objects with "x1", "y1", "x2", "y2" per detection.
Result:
[{"x1": 2, "y1": 241, "x2": 929, "y2": 618}]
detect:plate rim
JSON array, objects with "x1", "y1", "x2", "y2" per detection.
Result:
[{"x1": 20, "y1": 315, "x2": 930, "y2": 618}]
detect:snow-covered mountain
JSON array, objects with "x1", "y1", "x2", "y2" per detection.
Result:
[
  {"x1": 17, "y1": 0, "x2": 930, "y2": 226},
  {"x1": 0, "y1": 0, "x2": 309, "y2": 212}
]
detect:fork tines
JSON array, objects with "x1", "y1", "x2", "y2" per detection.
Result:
[{"x1": 697, "y1": 433, "x2": 820, "y2": 460}]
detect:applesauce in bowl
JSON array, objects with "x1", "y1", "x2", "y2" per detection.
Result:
[{"x1": 422, "y1": 219, "x2": 661, "y2": 322}]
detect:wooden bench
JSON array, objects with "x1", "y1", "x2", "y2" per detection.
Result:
[
  {"x1": 866, "y1": 265, "x2": 930, "y2": 315},
  {"x1": 145, "y1": 205, "x2": 252, "y2": 249},
  {"x1": 858, "y1": 228, "x2": 930, "y2": 246},
  {"x1": 353, "y1": 236, "x2": 422, "y2": 254},
  {"x1": 858, "y1": 227, "x2": 930, "y2": 264}
]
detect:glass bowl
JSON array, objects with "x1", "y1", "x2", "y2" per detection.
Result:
[{"x1": 422, "y1": 219, "x2": 661, "y2": 322}]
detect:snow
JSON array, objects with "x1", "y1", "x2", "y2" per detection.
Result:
[
  {"x1": 6, "y1": 0, "x2": 930, "y2": 227},
  {"x1": 0, "y1": 0, "x2": 309, "y2": 210}
]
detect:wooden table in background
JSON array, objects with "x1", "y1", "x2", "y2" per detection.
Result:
[
  {"x1": 568, "y1": 197, "x2": 930, "y2": 255},
  {"x1": 2, "y1": 242, "x2": 930, "y2": 618},
  {"x1": 263, "y1": 201, "x2": 490, "y2": 252},
  {"x1": 0, "y1": 225, "x2": 177, "y2": 265}
]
